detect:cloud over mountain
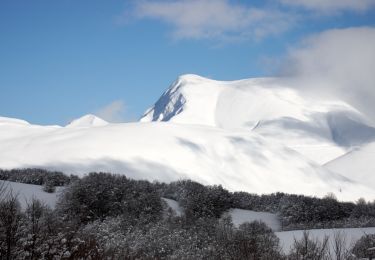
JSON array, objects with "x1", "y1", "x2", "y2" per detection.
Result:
[
  {"x1": 280, "y1": 27, "x2": 375, "y2": 123},
  {"x1": 96, "y1": 100, "x2": 127, "y2": 123}
]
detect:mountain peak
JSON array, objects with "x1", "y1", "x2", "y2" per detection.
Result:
[
  {"x1": 66, "y1": 114, "x2": 108, "y2": 128},
  {"x1": 141, "y1": 75, "x2": 360, "y2": 128},
  {"x1": 176, "y1": 74, "x2": 212, "y2": 82}
]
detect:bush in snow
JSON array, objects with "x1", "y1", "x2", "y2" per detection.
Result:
[
  {"x1": 288, "y1": 231, "x2": 330, "y2": 260},
  {"x1": 212, "y1": 217, "x2": 284, "y2": 260},
  {"x1": 170, "y1": 180, "x2": 232, "y2": 222},
  {"x1": 42, "y1": 180, "x2": 56, "y2": 193},
  {"x1": 57, "y1": 172, "x2": 163, "y2": 224},
  {"x1": 232, "y1": 221, "x2": 282, "y2": 260}
]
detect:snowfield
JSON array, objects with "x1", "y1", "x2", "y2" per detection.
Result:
[
  {"x1": 276, "y1": 227, "x2": 375, "y2": 255},
  {"x1": 1, "y1": 74, "x2": 375, "y2": 201},
  {"x1": 227, "y1": 208, "x2": 281, "y2": 231},
  {"x1": 0, "y1": 121, "x2": 371, "y2": 200},
  {"x1": 0, "y1": 180, "x2": 62, "y2": 209}
]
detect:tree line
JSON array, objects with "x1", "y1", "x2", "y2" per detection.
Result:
[{"x1": 0, "y1": 169, "x2": 375, "y2": 259}]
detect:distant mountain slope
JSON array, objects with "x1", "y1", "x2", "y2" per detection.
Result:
[
  {"x1": 0, "y1": 119, "x2": 371, "y2": 201},
  {"x1": 141, "y1": 75, "x2": 375, "y2": 164},
  {"x1": 325, "y1": 141, "x2": 375, "y2": 188}
]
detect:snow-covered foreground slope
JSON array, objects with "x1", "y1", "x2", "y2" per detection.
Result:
[
  {"x1": 276, "y1": 227, "x2": 375, "y2": 254},
  {"x1": 325, "y1": 141, "x2": 375, "y2": 188},
  {"x1": 142, "y1": 75, "x2": 375, "y2": 164},
  {"x1": 0, "y1": 120, "x2": 373, "y2": 201},
  {"x1": 0, "y1": 180, "x2": 62, "y2": 209}
]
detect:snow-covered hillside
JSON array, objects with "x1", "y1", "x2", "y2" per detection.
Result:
[
  {"x1": 0, "y1": 180, "x2": 62, "y2": 209},
  {"x1": 142, "y1": 75, "x2": 375, "y2": 164},
  {"x1": 1, "y1": 74, "x2": 375, "y2": 201},
  {"x1": 1, "y1": 121, "x2": 368, "y2": 200}
]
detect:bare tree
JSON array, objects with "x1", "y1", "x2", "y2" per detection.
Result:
[
  {"x1": 21, "y1": 198, "x2": 49, "y2": 259},
  {"x1": 0, "y1": 181, "x2": 9, "y2": 203},
  {"x1": 330, "y1": 230, "x2": 355, "y2": 260},
  {"x1": 289, "y1": 231, "x2": 330, "y2": 260},
  {"x1": 0, "y1": 191, "x2": 22, "y2": 260}
]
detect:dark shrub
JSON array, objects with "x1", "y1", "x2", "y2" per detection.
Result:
[
  {"x1": 57, "y1": 172, "x2": 163, "y2": 224},
  {"x1": 352, "y1": 234, "x2": 375, "y2": 258}
]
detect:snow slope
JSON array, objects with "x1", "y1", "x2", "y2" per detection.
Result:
[
  {"x1": 325, "y1": 141, "x2": 375, "y2": 188},
  {"x1": 0, "y1": 119, "x2": 372, "y2": 201},
  {"x1": 1, "y1": 180, "x2": 63, "y2": 209},
  {"x1": 142, "y1": 75, "x2": 375, "y2": 164},
  {"x1": 227, "y1": 208, "x2": 281, "y2": 231}
]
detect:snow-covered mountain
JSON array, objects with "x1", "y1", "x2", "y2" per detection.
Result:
[
  {"x1": 1, "y1": 74, "x2": 374, "y2": 201},
  {"x1": 142, "y1": 74, "x2": 375, "y2": 164}
]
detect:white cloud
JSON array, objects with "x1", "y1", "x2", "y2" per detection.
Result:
[
  {"x1": 96, "y1": 100, "x2": 127, "y2": 123},
  {"x1": 279, "y1": 0, "x2": 375, "y2": 13},
  {"x1": 131, "y1": 0, "x2": 295, "y2": 40},
  {"x1": 280, "y1": 27, "x2": 375, "y2": 122}
]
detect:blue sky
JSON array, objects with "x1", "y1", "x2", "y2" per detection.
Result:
[{"x1": 0, "y1": 0, "x2": 374, "y2": 125}]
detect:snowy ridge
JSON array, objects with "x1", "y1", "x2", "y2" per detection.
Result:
[{"x1": 0, "y1": 116, "x2": 30, "y2": 126}]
